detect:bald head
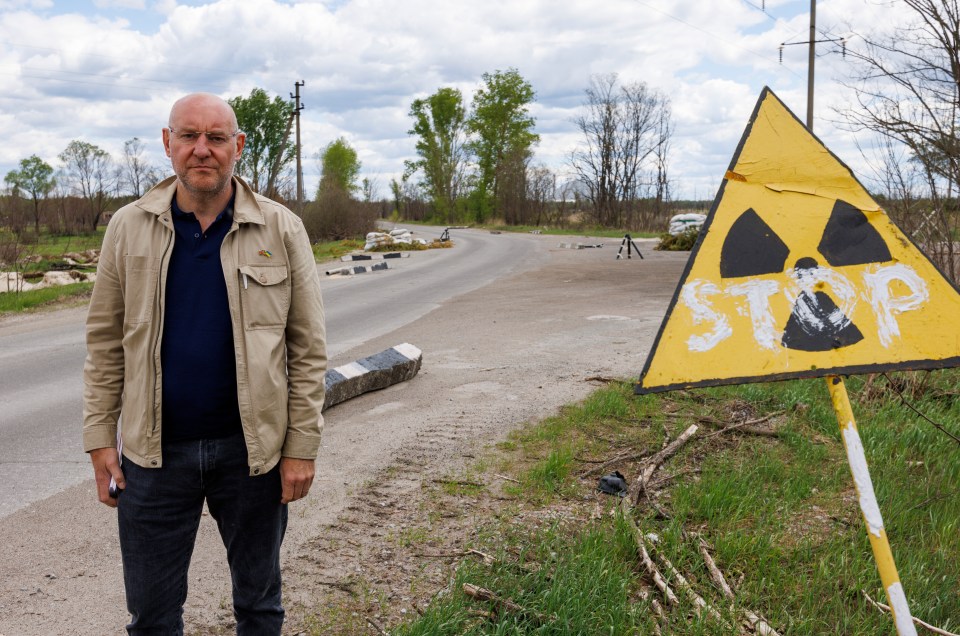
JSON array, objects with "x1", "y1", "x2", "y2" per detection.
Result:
[{"x1": 168, "y1": 93, "x2": 239, "y2": 132}]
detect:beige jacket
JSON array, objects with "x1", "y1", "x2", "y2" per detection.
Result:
[{"x1": 82, "y1": 176, "x2": 326, "y2": 476}]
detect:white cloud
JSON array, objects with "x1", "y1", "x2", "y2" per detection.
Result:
[{"x1": 0, "y1": 0, "x2": 926, "y2": 203}]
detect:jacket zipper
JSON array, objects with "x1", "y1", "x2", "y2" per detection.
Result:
[{"x1": 151, "y1": 215, "x2": 175, "y2": 439}]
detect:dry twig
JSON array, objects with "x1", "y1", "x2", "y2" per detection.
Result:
[
  {"x1": 578, "y1": 449, "x2": 654, "y2": 478},
  {"x1": 698, "y1": 539, "x2": 781, "y2": 636},
  {"x1": 630, "y1": 424, "x2": 698, "y2": 504},
  {"x1": 645, "y1": 534, "x2": 729, "y2": 627},
  {"x1": 620, "y1": 500, "x2": 679, "y2": 606},
  {"x1": 462, "y1": 583, "x2": 549, "y2": 624},
  {"x1": 700, "y1": 410, "x2": 785, "y2": 441},
  {"x1": 863, "y1": 590, "x2": 959, "y2": 636},
  {"x1": 366, "y1": 616, "x2": 389, "y2": 635},
  {"x1": 432, "y1": 478, "x2": 484, "y2": 487}
]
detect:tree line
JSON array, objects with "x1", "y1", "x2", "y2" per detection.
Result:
[
  {"x1": 1, "y1": 70, "x2": 677, "y2": 252},
  {"x1": 397, "y1": 68, "x2": 674, "y2": 231}
]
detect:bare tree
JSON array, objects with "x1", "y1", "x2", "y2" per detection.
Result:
[
  {"x1": 526, "y1": 164, "x2": 556, "y2": 227},
  {"x1": 120, "y1": 137, "x2": 160, "y2": 198},
  {"x1": 569, "y1": 74, "x2": 672, "y2": 229},
  {"x1": 839, "y1": 0, "x2": 960, "y2": 281},
  {"x1": 59, "y1": 140, "x2": 115, "y2": 232}
]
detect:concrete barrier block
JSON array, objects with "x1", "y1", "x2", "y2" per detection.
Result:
[
  {"x1": 323, "y1": 343, "x2": 423, "y2": 410},
  {"x1": 340, "y1": 252, "x2": 410, "y2": 262},
  {"x1": 325, "y1": 262, "x2": 390, "y2": 276}
]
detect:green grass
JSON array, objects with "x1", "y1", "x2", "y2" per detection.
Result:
[
  {"x1": 393, "y1": 517, "x2": 659, "y2": 635},
  {"x1": 29, "y1": 230, "x2": 105, "y2": 257},
  {"x1": 391, "y1": 372, "x2": 960, "y2": 634},
  {"x1": 312, "y1": 238, "x2": 366, "y2": 262},
  {"x1": 0, "y1": 282, "x2": 94, "y2": 314}
]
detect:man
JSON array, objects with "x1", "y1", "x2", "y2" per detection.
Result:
[{"x1": 83, "y1": 93, "x2": 326, "y2": 635}]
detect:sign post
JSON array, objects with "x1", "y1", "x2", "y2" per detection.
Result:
[
  {"x1": 826, "y1": 375, "x2": 916, "y2": 635},
  {"x1": 636, "y1": 87, "x2": 960, "y2": 634}
]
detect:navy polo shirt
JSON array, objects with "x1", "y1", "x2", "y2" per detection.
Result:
[{"x1": 160, "y1": 194, "x2": 242, "y2": 442}]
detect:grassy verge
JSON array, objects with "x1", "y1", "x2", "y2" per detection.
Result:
[
  {"x1": 389, "y1": 372, "x2": 960, "y2": 634},
  {"x1": 312, "y1": 239, "x2": 367, "y2": 263},
  {"x1": 0, "y1": 282, "x2": 94, "y2": 315}
]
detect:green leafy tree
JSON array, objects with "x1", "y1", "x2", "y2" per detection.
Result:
[
  {"x1": 406, "y1": 87, "x2": 470, "y2": 223},
  {"x1": 467, "y1": 69, "x2": 539, "y2": 223},
  {"x1": 58, "y1": 140, "x2": 114, "y2": 232},
  {"x1": 5, "y1": 155, "x2": 55, "y2": 235},
  {"x1": 228, "y1": 88, "x2": 293, "y2": 196},
  {"x1": 318, "y1": 137, "x2": 361, "y2": 197}
]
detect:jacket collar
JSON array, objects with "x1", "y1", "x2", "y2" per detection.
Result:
[{"x1": 136, "y1": 175, "x2": 266, "y2": 226}]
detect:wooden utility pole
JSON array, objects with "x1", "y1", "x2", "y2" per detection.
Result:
[
  {"x1": 778, "y1": 0, "x2": 844, "y2": 133},
  {"x1": 293, "y1": 80, "x2": 305, "y2": 215}
]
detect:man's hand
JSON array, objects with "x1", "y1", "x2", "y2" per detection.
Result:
[
  {"x1": 279, "y1": 457, "x2": 315, "y2": 504},
  {"x1": 89, "y1": 447, "x2": 124, "y2": 508}
]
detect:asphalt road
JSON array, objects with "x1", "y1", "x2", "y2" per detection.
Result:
[{"x1": 0, "y1": 224, "x2": 549, "y2": 518}]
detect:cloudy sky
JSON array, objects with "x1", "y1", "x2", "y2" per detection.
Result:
[{"x1": 0, "y1": 0, "x2": 914, "y2": 202}]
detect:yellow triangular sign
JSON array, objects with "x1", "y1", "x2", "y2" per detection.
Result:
[{"x1": 637, "y1": 87, "x2": 960, "y2": 394}]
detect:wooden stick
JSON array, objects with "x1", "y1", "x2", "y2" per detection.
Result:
[
  {"x1": 432, "y1": 479, "x2": 484, "y2": 487},
  {"x1": 698, "y1": 540, "x2": 781, "y2": 636},
  {"x1": 630, "y1": 424, "x2": 698, "y2": 504},
  {"x1": 863, "y1": 590, "x2": 959, "y2": 636},
  {"x1": 579, "y1": 450, "x2": 653, "y2": 477},
  {"x1": 700, "y1": 410, "x2": 785, "y2": 441},
  {"x1": 462, "y1": 583, "x2": 548, "y2": 624},
  {"x1": 647, "y1": 536, "x2": 729, "y2": 627},
  {"x1": 366, "y1": 616, "x2": 389, "y2": 635},
  {"x1": 636, "y1": 585, "x2": 665, "y2": 636},
  {"x1": 467, "y1": 548, "x2": 497, "y2": 565},
  {"x1": 620, "y1": 500, "x2": 679, "y2": 606},
  {"x1": 494, "y1": 473, "x2": 520, "y2": 483}
]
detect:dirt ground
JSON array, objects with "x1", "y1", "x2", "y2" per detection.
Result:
[{"x1": 0, "y1": 236, "x2": 689, "y2": 636}]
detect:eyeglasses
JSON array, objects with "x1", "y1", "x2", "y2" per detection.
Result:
[{"x1": 168, "y1": 128, "x2": 240, "y2": 147}]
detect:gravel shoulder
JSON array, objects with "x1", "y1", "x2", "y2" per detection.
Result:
[{"x1": 0, "y1": 236, "x2": 688, "y2": 635}]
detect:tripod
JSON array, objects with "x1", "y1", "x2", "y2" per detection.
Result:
[{"x1": 615, "y1": 234, "x2": 644, "y2": 260}]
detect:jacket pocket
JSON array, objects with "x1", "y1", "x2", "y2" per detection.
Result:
[
  {"x1": 123, "y1": 255, "x2": 160, "y2": 324},
  {"x1": 238, "y1": 264, "x2": 290, "y2": 329}
]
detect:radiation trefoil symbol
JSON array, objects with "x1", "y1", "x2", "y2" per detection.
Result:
[{"x1": 715, "y1": 199, "x2": 926, "y2": 353}]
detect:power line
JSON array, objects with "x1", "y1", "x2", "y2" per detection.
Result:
[{"x1": 628, "y1": 0, "x2": 804, "y2": 80}]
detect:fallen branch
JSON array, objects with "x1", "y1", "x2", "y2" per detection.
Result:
[
  {"x1": 578, "y1": 449, "x2": 653, "y2": 478},
  {"x1": 700, "y1": 410, "x2": 785, "y2": 441},
  {"x1": 648, "y1": 467, "x2": 701, "y2": 491},
  {"x1": 636, "y1": 585, "x2": 666, "y2": 636},
  {"x1": 366, "y1": 616, "x2": 389, "y2": 635},
  {"x1": 646, "y1": 534, "x2": 729, "y2": 627},
  {"x1": 630, "y1": 424, "x2": 698, "y2": 504},
  {"x1": 863, "y1": 590, "x2": 959, "y2": 636},
  {"x1": 699, "y1": 539, "x2": 781, "y2": 636},
  {"x1": 462, "y1": 583, "x2": 549, "y2": 624},
  {"x1": 665, "y1": 411, "x2": 783, "y2": 438},
  {"x1": 584, "y1": 375, "x2": 617, "y2": 383},
  {"x1": 467, "y1": 548, "x2": 497, "y2": 565},
  {"x1": 432, "y1": 479, "x2": 484, "y2": 488},
  {"x1": 620, "y1": 500, "x2": 679, "y2": 607}
]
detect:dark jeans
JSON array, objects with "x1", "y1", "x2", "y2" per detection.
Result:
[{"x1": 118, "y1": 433, "x2": 287, "y2": 635}]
